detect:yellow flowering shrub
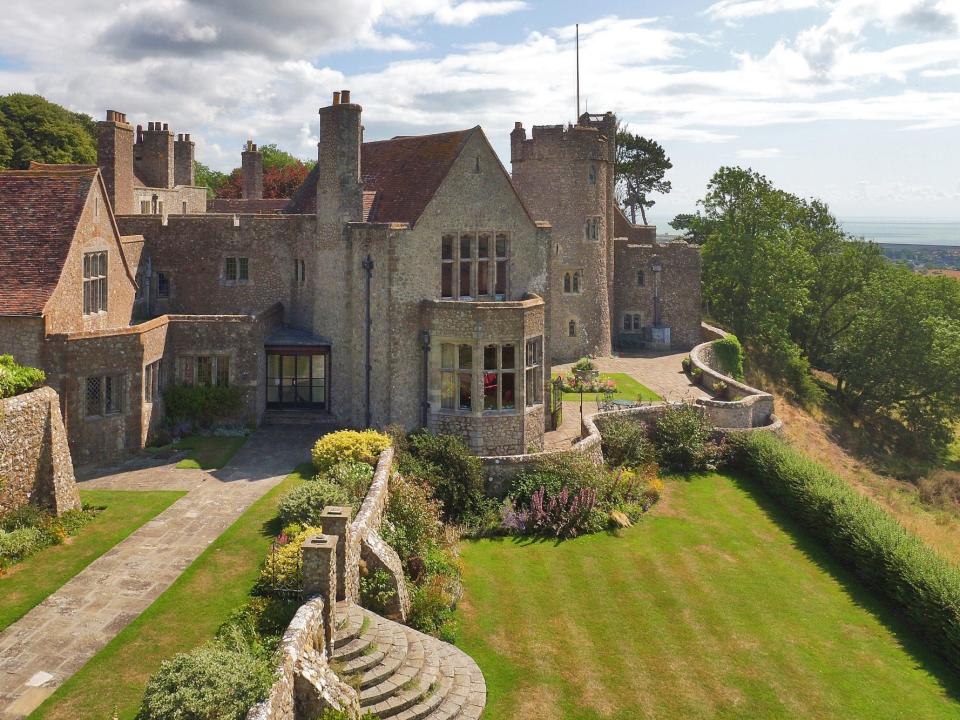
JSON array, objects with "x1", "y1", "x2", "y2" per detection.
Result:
[
  {"x1": 257, "y1": 526, "x2": 322, "y2": 591},
  {"x1": 643, "y1": 477, "x2": 665, "y2": 504},
  {"x1": 311, "y1": 430, "x2": 391, "y2": 473}
]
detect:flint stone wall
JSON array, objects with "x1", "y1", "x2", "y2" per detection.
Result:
[
  {"x1": 246, "y1": 598, "x2": 359, "y2": 720},
  {"x1": 0, "y1": 386, "x2": 80, "y2": 515}
]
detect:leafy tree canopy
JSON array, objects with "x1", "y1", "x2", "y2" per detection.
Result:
[
  {"x1": 0, "y1": 94, "x2": 96, "y2": 169},
  {"x1": 214, "y1": 144, "x2": 312, "y2": 200},
  {"x1": 194, "y1": 161, "x2": 229, "y2": 200},
  {"x1": 615, "y1": 128, "x2": 672, "y2": 225}
]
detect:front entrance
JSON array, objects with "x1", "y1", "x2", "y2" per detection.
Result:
[{"x1": 266, "y1": 351, "x2": 327, "y2": 408}]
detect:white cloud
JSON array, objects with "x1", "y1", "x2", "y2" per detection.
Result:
[
  {"x1": 432, "y1": 1, "x2": 528, "y2": 26},
  {"x1": 736, "y1": 147, "x2": 783, "y2": 158},
  {"x1": 704, "y1": 0, "x2": 823, "y2": 23}
]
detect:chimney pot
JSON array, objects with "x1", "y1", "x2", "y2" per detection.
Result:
[
  {"x1": 162, "y1": 123, "x2": 169, "y2": 132},
  {"x1": 341, "y1": 89, "x2": 351, "y2": 103},
  {"x1": 185, "y1": 133, "x2": 190, "y2": 142},
  {"x1": 332, "y1": 91, "x2": 341, "y2": 105}
]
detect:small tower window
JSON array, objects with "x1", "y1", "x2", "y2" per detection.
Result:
[
  {"x1": 475, "y1": 155, "x2": 481, "y2": 173},
  {"x1": 563, "y1": 270, "x2": 583, "y2": 295},
  {"x1": 636, "y1": 270, "x2": 645, "y2": 287},
  {"x1": 588, "y1": 163, "x2": 597, "y2": 185},
  {"x1": 585, "y1": 216, "x2": 601, "y2": 242},
  {"x1": 568, "y1": 319, "x2": 577, "y2": 337}
]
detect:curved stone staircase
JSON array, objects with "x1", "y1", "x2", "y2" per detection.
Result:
[{"x1": 332, "y1": 602, "x2": 485, "y2": 720}]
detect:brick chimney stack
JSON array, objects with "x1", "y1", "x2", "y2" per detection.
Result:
[
  {"x1": 241, "y1": 140, "x2": 263, "y2": 200},
  {"x1": 135, "y1": 121, "x2": 175, "y2": 189},
  {"x1": 317, "y1": 89, "x2": 362, "y2": 223},
  {"x1": 97, "y1": 110, "x2": 135, "y2": 214}
]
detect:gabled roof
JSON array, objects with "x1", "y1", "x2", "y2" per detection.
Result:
[
  {"x1": 285, "y1": 128, "x2": 476, "y2": 225},
  {"x1": 0, "y1": 166, "x2": 98, "y2": 315}
]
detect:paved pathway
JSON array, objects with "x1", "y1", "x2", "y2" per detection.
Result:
[
  {"x1": 0, "y1": 425, "x2": 319, "y2": 720},
  {"x1": 544, "y1": 351, "x2": 707, "y2": 450}
]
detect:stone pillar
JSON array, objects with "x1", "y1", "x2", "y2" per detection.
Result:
[
  {"x1": 301, "y1": 534, "x2": 338, "y2": 653},
  {"x1": 241, "y1": 140, "x2": 263, "y2": 200},
  {"x1": 319, "y1": 506, "x2": 354, "y2": 602}
]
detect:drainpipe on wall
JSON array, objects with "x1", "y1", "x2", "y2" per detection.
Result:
[
  {"x1": 362, "y1": 254, "x2": 374, "y2": 428},
  {"x1": 421, "y1": 330, "x2": 431, "y2": 428}
]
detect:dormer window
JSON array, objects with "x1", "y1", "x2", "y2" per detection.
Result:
[{"x1": 83, "y1": 251, "x2": 107, "y2": 314}]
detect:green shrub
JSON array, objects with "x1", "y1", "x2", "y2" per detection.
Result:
[
  {"x1": 359, "y1": 568, "x2": 396, "y2": 615},
  {"x1": 681, "y1": 356, "x2": 692, "y2": 374},
  {"x1": 324, "y1": 460, "x2": 374, "y2": 506},
  {"x1": 712, "y1": 380, "x2": 729, "y2": 399},
  {"x1": 256, "y1": 526, "x2": 322, "y2": 595},
  {"x1": 312, "y1": 430, "x2": 391, "y2": 473},
  {"x1": 732, "y1": 432, "x2": 960, "y2": 672},
  {"x1": 403, "y1": 431, "x2": 484, "y2": 522},
  {"x1": 508, "y1": 453, "x2": 606, "y2": 506},
  {"x1": 0, "y1": 355, "x2": 44, "y2": 399},
  {"x1": 599, "y1": 415, "x2": 656, "y2": 470},
  {"x1": 163, "y1": 384, "x2": 243, "y2": 428},
  {"x1": 712, "y1": 335, "x2": 744, "y2": 381},
  {"x1": 409, "y1": 574, "x2": 459, "y2": 643},
  {"x1": 277, "y1": 479, "x2": 350, "y2": 528},
  {"x1": 0, "y1": 527, "x2": 45, "y2": 567},
  {"x1": 0, "y1": 504, "x2": 95, "y2": 569},
  {"x1": 651, "y1": 405, "x2": 716, "y2": 471},
  {"x1": 381, "y1": 475, "x2": 443, "y2": 569},
  {"x1": 136, "y1": 643, "x2": 273, "y2": 720}
]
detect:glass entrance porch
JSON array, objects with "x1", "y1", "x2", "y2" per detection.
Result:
[{"x1": 266, "y1": 351, "x2": 327, "y2": 408}]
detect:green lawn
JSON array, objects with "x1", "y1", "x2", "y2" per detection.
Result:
[
  {"x1": 552, "y1": 371, "x2": 661, "y2": 404},
  {"x1": 30, "y1": 463, "x2": 311, "y2": 720},
  {"x1": 147, "y1": 433, "x2": 248, "y2": 470},
  {"x1": 0, "y1": 490, "x2": 183, "y2": 632},
  {"x1": 458, "y1": 472, "x2": 960, "y2": 720}
]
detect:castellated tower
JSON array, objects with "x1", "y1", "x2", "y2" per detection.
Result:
[
  {"x1": 241, "y1": 140, "x2": 263, "y2": 200},
  {"x1": 511, "y1": 112, "x2": 617, "y2": 362},
  {"x1": 97, "y1": 110, "x2": 135, "y2": 214},
  {"x1": 316, "y1": 90, "x2": 363, "y2": 224},
  {"x1": 174, "y1": 133, "x2": 195, "y2": 186},
  {"x1": 134, "y1": 121, "x2": 175, "y2": 189}
]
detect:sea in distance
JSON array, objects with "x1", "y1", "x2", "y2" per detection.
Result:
[{"x1": 838, "y1": 218, "x2": 960, "y2": 247}]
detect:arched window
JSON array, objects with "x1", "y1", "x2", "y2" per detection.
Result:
[
  {"x1": 563, "y1": 272, "x2": 571, "y2": 293},
  {"x1": 568, "y1": 319, "x2": 577, "y2": 337},
  {"x1": 572, "y1": 270, "x2": 581, "y2": 294}
]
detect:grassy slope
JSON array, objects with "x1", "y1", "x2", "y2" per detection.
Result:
[
  {"x1": 458, "y1": 473, "x2": 960, "y2": 720},
  {"x1": 29, "y1": 463, "x2": 312, "y2": 720},
  {"x1": 553, "y1": 372, "x2": 662, "y2": 403},
  {"x1": 0, "y1": 490, "x2": 183, "y2": 632},
  {"x1": 775, "y1": 393, "x2": 960, "y2": 567}
]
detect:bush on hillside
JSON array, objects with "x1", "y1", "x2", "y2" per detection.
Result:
[
  {"x1": 402, "y1": 431, "x2": 484, "y2": 522},
  {"x1": 163, "y1": 384, "x2": 243, "y2": 429},
  {"x1": 712, "y1": 335, "x2": 744, "y2": 381},
  {"x1": 0, "y1": 354, "x2": 45, "y2": 399},
  {"x1": 276, "y1": 480, "x2": 350, "y2": 528},
  {"x1": 731, "y1": 431, "x2": 960, "y2": 672},
  {"x1": 311, "y1": 430, "x2": 390, "y2": 473},
  {"x1": 599, "y1": 414, "x2": 656, "y2": 470},
  {"x1": 136, "y1": 643, "x2": 273, "y2": 720},
  {"x1": 650, "y1": 405, "x2": 717, "y2": 471},
  {"x1": 381, "y1": 475, "x2": 443, "y2": 567}
]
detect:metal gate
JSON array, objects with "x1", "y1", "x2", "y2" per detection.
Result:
[
  {"x1": 550, "y1": 377, "x2": 564, "y2": 430},
  {"x1": 262, "y1": 538, "x2": 304, "y2": 601}
]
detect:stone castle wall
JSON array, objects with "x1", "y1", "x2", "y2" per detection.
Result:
[
  {"x1": 612, "y1": 239, "x2": 702, "y2": 351},
  {"x1": 0, "y1": 386, "x2": 80, "y2": 515}
]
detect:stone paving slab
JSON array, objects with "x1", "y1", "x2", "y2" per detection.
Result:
[{"x1": 0, "y1": 425, "x2": 320, "y2": 720}]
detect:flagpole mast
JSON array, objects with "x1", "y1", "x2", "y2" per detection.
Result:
[{"x1": 576, "y1": 23, "x2": 580, "y2": 120}]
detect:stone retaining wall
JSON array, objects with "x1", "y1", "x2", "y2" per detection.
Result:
[
  {"x1": 246, "y1": 598, "x2": 359, "y2": 720},
  {"x1": 689, "y1": 324, "x2": 776, "y2": 430},
  {"x1": 0, "y1": 386, "x2": 80, "y2": 515}
]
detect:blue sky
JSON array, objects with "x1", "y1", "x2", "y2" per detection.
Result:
[{"x1": 1, "y1": 0, "x2": 959, "y2": 226}]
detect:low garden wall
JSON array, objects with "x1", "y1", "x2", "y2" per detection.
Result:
[
  {"x1": 689, "y1": 324, "x2": 777, "y2": 431},
  {"x1": 246, "y1": 598, "x2": 359, "y2": 720},
  {"x1": 0, "y1": 386, "x2": 80, "y2": 515}
]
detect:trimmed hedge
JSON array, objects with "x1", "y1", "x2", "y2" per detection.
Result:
[
  {"x1": 712, "y1": 335, "x2": 744, "y2": 381},
  {"x1": 163, "y1": 384, "x2": 242, "y2": 428},
  {"x1": 731, "y1": 431, "x2": 960, "y2": 670}
]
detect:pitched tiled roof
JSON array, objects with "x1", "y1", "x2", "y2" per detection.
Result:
[
  {"x1": 208, "y1": 198, "x2": 289, "y2": 214},
  {"x1": 285, "y1": 128, "x2": 476, "y2": 225},
  {"x1": 0, "y1": 167, "x2": 96, "y2": 315}
]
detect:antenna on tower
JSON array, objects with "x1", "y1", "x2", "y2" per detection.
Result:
[{"x1": 576, "y1": 23, "x2": 580, "y2": 121}]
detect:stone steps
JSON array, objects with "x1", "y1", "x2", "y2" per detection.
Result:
[{"x1": 331, "y1": 604, "x2": 486, "y2": 720}]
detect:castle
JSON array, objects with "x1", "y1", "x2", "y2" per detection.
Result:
[{"x1": 0, "y1": 92, "x2": 700, "y2": 464}]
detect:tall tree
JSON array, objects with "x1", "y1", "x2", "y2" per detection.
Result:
[
  {"x1": 0, "y1": 94, "x2": 96, "y2": 169},
  {"x1": 193, "y1": 161, "x2": 228, "y2": 200},
  {"x1": 668, "y1": 212, "x2": 712, "y2": 245},
  {"x1": 615, "y1": 129, "x2": 672, "y2": 225},
  {"x1": 0, "y1": 117, "x2": 11, "y2": 169}
]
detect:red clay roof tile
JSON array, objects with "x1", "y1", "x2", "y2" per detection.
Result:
[{"x1": 0, "y1": 167, "x2": 96, "y2": 315}]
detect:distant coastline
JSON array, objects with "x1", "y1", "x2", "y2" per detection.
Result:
[{"x1": 839, "y1": 218, "x2": 960, "y2": 247}]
